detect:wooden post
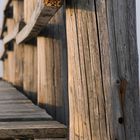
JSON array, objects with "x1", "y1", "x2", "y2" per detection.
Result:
[
  {"x1": 23, "y1": 44, "x2": 37, "y2": 101},
  {"x1": 13, "y1": 0, "x2": 24, "y2": 23},
  {"x1": 24, "y1": 0, "x2": 37, "y2": 23},
  {"x1": 7, "y1": 51, "x2": 15, "y2": 83},
  {"x1": 23, "y1": 0, "x2": 37, "y2": 101},
  {"x1": 5, "y1": 18, "x2": 15, "y2": 84},
  {"x1": 66, "y1": 0, "x2": 140, "y2": 139},
  {"x1": 6, "y1": 19, "x2": 15, "y2": 34},
  {"x1": 12, "y1": 0, "x2": 24, "y2": 87},
  {"x1": 37, "y1": 7, "x2": 68, "y2": 124},
  {"x1": 14, "y1": 43, "x2": 24, "y2": 87}
]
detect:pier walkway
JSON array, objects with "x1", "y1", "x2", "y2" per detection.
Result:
[{"x1": 0, "y1": 80, "x2": 67, "y2": 139}]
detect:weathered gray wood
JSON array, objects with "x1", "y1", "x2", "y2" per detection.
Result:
[
  {"x1": 106, "y1": 0, "x2": 140, "y2": 139},
  {"x1": 14, "y1": 42, "x2": 24, "y2": 87},
  {"x1": 0, "y1": 121, "x2": 67, "y2": 139},
  {"x1": 13, "y1": 0, "x2": 24, "y2": 23},
  {"x1": 0, "y1": 81, "x2": 67, "y2": 139},
  {"x1": 23, "y1": 44, "x2": 37, "y2": 102},
  {"x1": 66, "y1": 0, "x2": 140, "y2": 139},
  {"x1": 16, "y1": 0, "x2": 63, "y2": 44},
  {"x1": 37, "y1": 7, "x2": 68, "y2": 125},
  {"x1": 0, "y1": 81, "x2": 52, "y2": 121}
]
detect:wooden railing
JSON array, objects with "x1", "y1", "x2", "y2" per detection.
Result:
[{"x1": 0, "y1": 0, "x2": 68, "y2": 126}]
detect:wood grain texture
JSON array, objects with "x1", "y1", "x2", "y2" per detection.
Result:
[
  {"x1": 37, "y1": 7, "x2": 68, "y2": 125},
  {"x1": 0, "y1": 121, "x2": 67, "y2": 139},
  {"x1": 0, "y1": 80, "x2": 67, "y2": 139},
  {"x1": 23, "y1": 44, "x2": 37, "y2": 102},
  {"x1": 14, "y1": 42, "x2": 24, "y2": 87},
  {"x1": 16, "y1": 0, "x2": 63, "y2": 44},
  {"x1": 7, "y1": 51, "x2": 15, "y2": 84},
  {"x1": 66, "y1": 0, "x2": 140, "y2": 139},
  {"x1": 13, "y1": 0, "x2": 24, "y2": 23},
  {"x1": 106, "y1": 0, "x2": 140, "y2": 139}
]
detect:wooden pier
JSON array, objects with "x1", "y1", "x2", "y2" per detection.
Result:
[
  {"x1": 0, "y1": 0, "x2": 140, "y2": 139},
  {"x1": 0, "y1": 80, "x2": 67, "y2": 139}
]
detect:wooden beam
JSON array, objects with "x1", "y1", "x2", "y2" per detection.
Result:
[
  {"x1": 0, "y1": 121, "x2": 67, "y2": 139},
  {"x1": 16, "y1": 0, "x2": 63, "y2": 44},
  {"x1": 3, "y1": 21, "x2": 25, "y2": 44}
]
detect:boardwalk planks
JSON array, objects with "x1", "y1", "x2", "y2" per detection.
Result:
[{"x1": 0, "y1": 80, "x2": 67, "y2": 139}]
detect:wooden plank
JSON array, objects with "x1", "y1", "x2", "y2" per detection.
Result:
[
  {"x1": 0, "y1": 82, "x2": 66, "y2": 139},
  {"x1": 23, "y1": 44, "x2": 37, "y2": 102},
  {"x1": 106, "y1": 0, "x2": 140, "y2": 139},
  {"x1": 7, "y1": 51, "x2": 15, "y2": 83},
  {"x1": 0, "y1": 80, "x2": 52, "y2": 121},
  {"x1": 66, "y1": 1, "x2": 105, "y2": 139},
  {"x1": 0, "y1": 121, "x2": 67, "y2": 139},
  {"x1": 37, "y1": 7, "x2": 68, "y2": 125},
  {"x1": 16, "y1": 0, "x2": 63, "y2": 44},
  {"x1": 13, "y1": 0, "x2": 24, "y2": 23},
  {"x1": 0, "y1": 0, "x2": 12, "y2": 38},
  {"x1": 66, "y1": 0, "x2": 140, "y2": 140},
  {"x1": 14, "y1": 42, "x2": 24, "y2": 87}
]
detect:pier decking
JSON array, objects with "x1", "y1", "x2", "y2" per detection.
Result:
[{"x1": 0, "y1": 80, "x2": 67, "y2": 139}]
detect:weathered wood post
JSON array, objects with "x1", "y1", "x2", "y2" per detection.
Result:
[
  {"x1": 37, "y1": 7, "x2": 68, "y2": 124},
  {"x1": 13, "y1": 0, "x2": 24, "y2": 87},
  {"x1": 66, "y1": 0, "x2": 140, "y2": 139},
  {"x1": 5, "y1": 17, "x2": 15, "y2": 84}
]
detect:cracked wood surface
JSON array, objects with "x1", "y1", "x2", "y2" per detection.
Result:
[{"x1": 66, "y1": 0, "x2": 140, "y2": 139}]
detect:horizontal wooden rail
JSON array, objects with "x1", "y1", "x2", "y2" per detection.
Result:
[{"x1": 16, "y1": 0, "x2": 63, "y2": 44}]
